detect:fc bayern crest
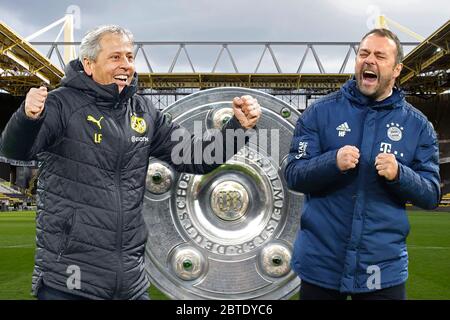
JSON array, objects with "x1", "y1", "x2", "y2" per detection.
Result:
[{"x1": 386, "y1": 123, "x2": 403, "y2": 142}]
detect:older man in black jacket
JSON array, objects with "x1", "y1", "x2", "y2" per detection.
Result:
[{"x1": 0, "y1": 25, "x2": 261, "y2": 300}]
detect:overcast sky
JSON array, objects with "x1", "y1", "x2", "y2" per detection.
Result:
[{"x1": 1, "y1": 0, "x2": 449, "y2": 73}]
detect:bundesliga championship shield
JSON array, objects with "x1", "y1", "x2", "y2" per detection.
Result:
[{"x1": 142, "y1": 88, "x2": 303, "y2": 299}]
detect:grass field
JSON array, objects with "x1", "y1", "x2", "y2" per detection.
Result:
[{"x1": 0, "y1": 210, "x2": 449, "y2": 300}]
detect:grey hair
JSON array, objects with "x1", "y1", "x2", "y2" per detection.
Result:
[{"x1": 79, "y1": 25, "x2": 134, "y2": 62}]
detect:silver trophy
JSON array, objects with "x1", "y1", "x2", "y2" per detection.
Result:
[{"x1": 142, "y1": 88, "x2": 303, "y2": 299}]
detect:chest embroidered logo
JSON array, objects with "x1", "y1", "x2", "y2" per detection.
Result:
[
  {"x1": 87, "y1": 115, "x2": 104, "y2": 144},
  {"x1": 336, "y1": 122, "x2": 351, "y2": 137},
  {"x1": 87, "y1": 115, "x2": 104, "y2": 130},
  {"x1": 94, "y1": 133, "x2": 102, "y2": 144},
  {"x1": 380, "y1": 142, "x2": 404, "y2": 157},
  {"x1": 386, "y1": 123, "x2": 403, "y2": 142},
  {"x1": 131, "y1": 115, "x2": 147, "y2": 134}
]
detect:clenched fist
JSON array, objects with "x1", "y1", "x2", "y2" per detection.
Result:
[
  {"x1": 232, "y1": 95, "x2": 261, "y2": 129},
  {"x1": 25, "y1": 86, "x2": 47, "y2": 119},
  {"x1": 337, "y1": 145, "x2": 360, "y2": 171},
  {"x1": 375, "y1": 153, "x2": 398, "y2": 181}
]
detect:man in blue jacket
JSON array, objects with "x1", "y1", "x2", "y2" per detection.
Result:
[
  {"x1": 0, "y1": 25, "x2": 261, "y2": 300},
  {"x1": 284, "y1": 28, "x2": 440, "y2": 300}
]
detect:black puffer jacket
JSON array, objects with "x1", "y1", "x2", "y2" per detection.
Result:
[{"x1": 0, "y1": 60, "x2": 247, "y2": 299}]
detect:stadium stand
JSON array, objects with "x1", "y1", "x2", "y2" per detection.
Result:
[{"x1": 0, "y1": 178, "x2": 35, "y2": 211}]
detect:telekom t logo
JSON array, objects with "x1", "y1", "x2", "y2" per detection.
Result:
[{"x1": 379, "y1": 142, "x2": 392, "y2": 153}]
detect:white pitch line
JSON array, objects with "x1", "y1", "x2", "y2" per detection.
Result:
[
  {"x1": 408, "y1": 245, "x2": 450, "y2": 250},
  {"x1": 0, "y1": 244, "x2": 34, "y2": 248}
]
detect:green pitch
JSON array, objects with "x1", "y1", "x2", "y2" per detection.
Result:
[{"x1": 0, "y1": 210, "x2": 449, "y2": 300}]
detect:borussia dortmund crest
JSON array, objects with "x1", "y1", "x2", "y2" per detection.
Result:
[{"x1": 131, "y1": 115, "x2": 147, "y2": 134}]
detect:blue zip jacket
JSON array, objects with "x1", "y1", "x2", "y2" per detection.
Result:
[{"x1": 284, "y1": 79, "x2": 440, "y2": 293}]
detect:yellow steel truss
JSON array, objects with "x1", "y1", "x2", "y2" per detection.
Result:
[{"x1": 0, "y1": 21, "x2": 63, "y2": 95}]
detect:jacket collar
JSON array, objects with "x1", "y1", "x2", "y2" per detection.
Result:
[
  {"x1": 60, "y1": 59, "x2": 138, "y2": 108},
  {"x1": 341, "y1": 78, "x2": 405, "y2": 109}
]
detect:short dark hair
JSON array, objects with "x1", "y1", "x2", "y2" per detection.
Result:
[{"x1": 359, "y1": 28, "x2": 404, "y2": 65}]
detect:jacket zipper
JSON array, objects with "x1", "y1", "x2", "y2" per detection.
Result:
[
  {"x1": 110, "y1": 104, "x2": 126, "y2": 299},
  {"x1": 57, "y1": 209, "x2": 77, "y2": 261},
  {"x1": 352, "y1": 107, "x2": 377, "y2": 290}
]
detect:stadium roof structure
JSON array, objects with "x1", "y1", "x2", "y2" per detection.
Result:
[
  {"x1": 0, "y1": 18, "x2": 448, "y2": 95},
  {"x1": 399, "y1": 19, "x2": 450, "y2": 94},
  {"x1": 0, "y1": 21, "x2": 64, "y2": 96}
]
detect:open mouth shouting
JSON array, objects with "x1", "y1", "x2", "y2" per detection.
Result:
[{"x1": 361, "y1": 69, "x2": 378, "y2": 86}]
